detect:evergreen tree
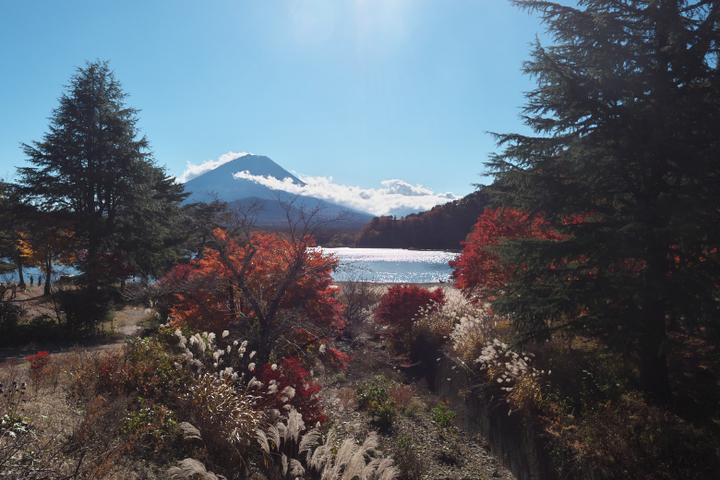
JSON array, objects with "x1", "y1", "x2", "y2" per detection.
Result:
[
  {"x1": 18, "y1": 60, "x2": 187, "y2": 289},
  {"x1": 487, "y1": 1, "x2": 720, "y2": 400},
  {"x1": 0, "y1": 182, "x2": 26, "y2": 277}
]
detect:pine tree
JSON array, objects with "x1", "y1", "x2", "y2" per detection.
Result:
[
  {"x1": 18, "y1": 60, "x2": 187, "y2": 290},
  {"x1": 487, "y1": 1, "x2": 720, "y2": 401}
]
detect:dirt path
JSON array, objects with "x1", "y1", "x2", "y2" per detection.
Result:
[{"x1": 0, "y1": 287, "x2": 151, "y2": 363}]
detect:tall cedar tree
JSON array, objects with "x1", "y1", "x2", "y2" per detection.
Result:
[
  {"x1": 486, "y1": 1, "x2": 720, "y2": 401},
  {"x1": 18, "y1": 60, "x2": 187, "y2": 289}
]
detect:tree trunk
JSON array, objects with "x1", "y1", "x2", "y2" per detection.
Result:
[
  {"x1": 15, "y1": 257, "x2": 24, "y2": 287},
  {"x1": 256, "y1": 320, "x2": 272, "y2": 366},
  {"x1": 640, "y1": 347, "x2": 670, "y2": 402},
  {"x1": 43, "y1": 258, "x2": 51, "y2": 296},
  {"x1": 639, "y1": 301, "x2": 671, "y2": 402}
]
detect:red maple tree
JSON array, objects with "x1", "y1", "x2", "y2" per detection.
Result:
[
  {"x1": 450, "y1": 208, "x2": 563, "y2": 296},
  {"x1": 374, "y1": 284, "x2": 446, "y2": 348},
  {"x1": 161, "y1": 229, "x2": 344, "y2": 365}
]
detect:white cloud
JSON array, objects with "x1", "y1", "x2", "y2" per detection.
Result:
[
  {"x1": 178, "y1": 151, "x2": 251, "y2": 183},
  {"x1": 232, "y1": 171, "x2": 460, "y2": 217}
]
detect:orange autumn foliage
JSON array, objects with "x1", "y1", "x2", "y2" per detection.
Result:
[{"x1": 162, "y1": 229, "x2": 345, "y2": 353}]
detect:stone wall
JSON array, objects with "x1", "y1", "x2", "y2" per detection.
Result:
[{"x1": 418, "y1": 349, "x2": 563, "y2": 480}]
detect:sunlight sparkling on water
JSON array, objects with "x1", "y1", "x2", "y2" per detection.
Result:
[{"x1": 317, "y1": 247, "x2": 459, "y2": 284}]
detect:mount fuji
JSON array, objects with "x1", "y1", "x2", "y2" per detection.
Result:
[{"x1": 182, "y1": 154, "x2": 374, "y2": 228}]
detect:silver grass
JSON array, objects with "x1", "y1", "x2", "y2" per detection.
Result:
[
  {"x1": 341, "y1": 447, "x2": 367, "y2": 480},
  {"x1": 256, "y1": 429, "x2": 270, "y2": 454},
  {"x1": 289, "y1": 458, "x2": 305, "y2": 478},
  {"x1": 298, "y1": 429, "x2": 322, "y2": 460},
  {"x1": 167, "y1": 458, "x2": 227, "y2": 480},
  {"x1": 287, "y1": 409, "x2": 304, "y2": 443},
  {"x1": 267, "y1": 424, "x2": 281, "y2": 451},
  {"x1": 178, "y1": 422, "x2": 202, "y2": 442},
  {"x1": 248, "y1": 377, "x2": 262, "y2": 389},
  {"x1": 375, "y1": 458, "x2": 399, "y2": 480},
  {"x1": 360, "y1": 432, "x2": 379, "y2": 454},
  {"x1": 378, "y1": 465, "x2": 400, "y2": 480},
  {"x1": 267, "y1": 409, "x2": 281, "y2": 423},
  {"x1": 330, "y1": 438, "x2": 358, "y2": 479},
  {"x1": 360, "y1": 458, "x2": 381, "y2": 480},
  {"x1": 282, "y1": 454, "x2": 289, "y2": 476},
  {"x1": 282, "y1": 386, "x2": 297, "y2": 400},
  {"x1": 342, "y1": 433, "x2": 379, "y2": 480},
  {"x1": 310, "y1": 428, "x2": 336, "y2": 471},
  {"x1": 277, "y1": 422, "x2": 287, "y2": 440}
]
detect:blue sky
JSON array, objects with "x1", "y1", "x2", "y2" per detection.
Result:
[{"x1": 0, "y1": 1, "x2": 569, "y2": 216}]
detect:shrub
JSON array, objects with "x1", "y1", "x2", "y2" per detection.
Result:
[
  {"x1": 339, "y1": 280, "x2": 382, "y2": 339},
  {"x1": 121, "y1": 397, "x2": 179, "y2": 457},
  {"x1": 553, "y1": 391, "x2": 720, "y2": 480},
  {"x1": 432, "y1": 400, "x2": 456, "y2": 430},
  {"x1": 391, "y1": 433, "x2": 426, "y2": 480},
  {"x1": 374, "y1": 285, "x2": 446, "y2": 350},
  {"x1": 255, "y1": 357, "x2": 327, "y2": 428},
  {"x1": 182, "y1": 373, "x2": 260, "y2": 466},
  {"x1": 477, "y1": 339, "x2": 546, "y2": 413},
  {"x1": 57, "y1": 290, "x2": 112, "y2": 332},
  {"x1": 355, "y1": 375, "x2": 396, "y2": 430},
  {"x1": 388, "y1": 384, "x2": 414, "y2": 414},
  {"x1": 0, "y1": 303, "x2": 23, "y2": 343},
  {"x1": 26, "y1": 351, "x2": 51, "y2": 381}
]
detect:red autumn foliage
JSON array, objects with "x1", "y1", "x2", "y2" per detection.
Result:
[
  {"x1": 161, "y1": 229, "x2": 345, "y2": 363},
  {"x1": 255, "y1": 357, "x2": 327, "y2": 427},
  {"x1": 27, "y1": 351, "x2": 51, "y2": 381},
  {"x1": 450, "y1": 208, "x2": 563, "y2": 295},
  {"x1": 374, "y1": 285, "x2": 446, "y2": 343}
]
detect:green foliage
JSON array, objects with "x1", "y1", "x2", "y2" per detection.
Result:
[
  {"x1": 57, "y1": 290, "x2": 112, "y2": 332},
  {"x1": 392, "y1": 433, "x2": 426, "y2": 480},
  {"x1": 0, "y1": 303, "x2": 22, "y2": 341},
  {"x1": 123, "y1": 337, "x2": 192, "y2": 402},
  {"x1": 0, "y1": 411, "x2": 31, "y2": 438},
  {"x1": 431, "y1": 401, "x2": 456, "y2": 430},
  {"x1": 355, "y1": 375, "x2": 397, "y2": 429},
  {"x1": 121, "y1": 397, "x2": 178, "y2": 453}
]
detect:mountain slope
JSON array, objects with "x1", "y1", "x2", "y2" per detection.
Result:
[
  {"x1": 183, "y1": 154, "x2": 304, "y2": 203},
  {"x1": 182, "y1": 154, "x2": 373, "y2": 228},
  {"x1": 354, "y1": 188, "x2": 491, "y2": 250}
]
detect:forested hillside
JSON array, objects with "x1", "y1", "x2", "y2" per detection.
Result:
[{"x1": 354, "y1": 188, "x2": 490, "y2": 250}]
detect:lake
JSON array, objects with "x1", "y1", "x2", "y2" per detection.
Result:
[
  {"x1": 2, "y1": 248, "x2": 460, "y2": 285},
  {"x1": 318, "y1": 247, "x2": 459, "y2": 284}
]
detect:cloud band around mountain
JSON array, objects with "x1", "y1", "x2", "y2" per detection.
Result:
[
  {"x1": 232, "y1": 171, "x2": 459, "y2": 217},
  {"x1": 178, "y1": 151, "x2": 251, "y2": 183}
]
